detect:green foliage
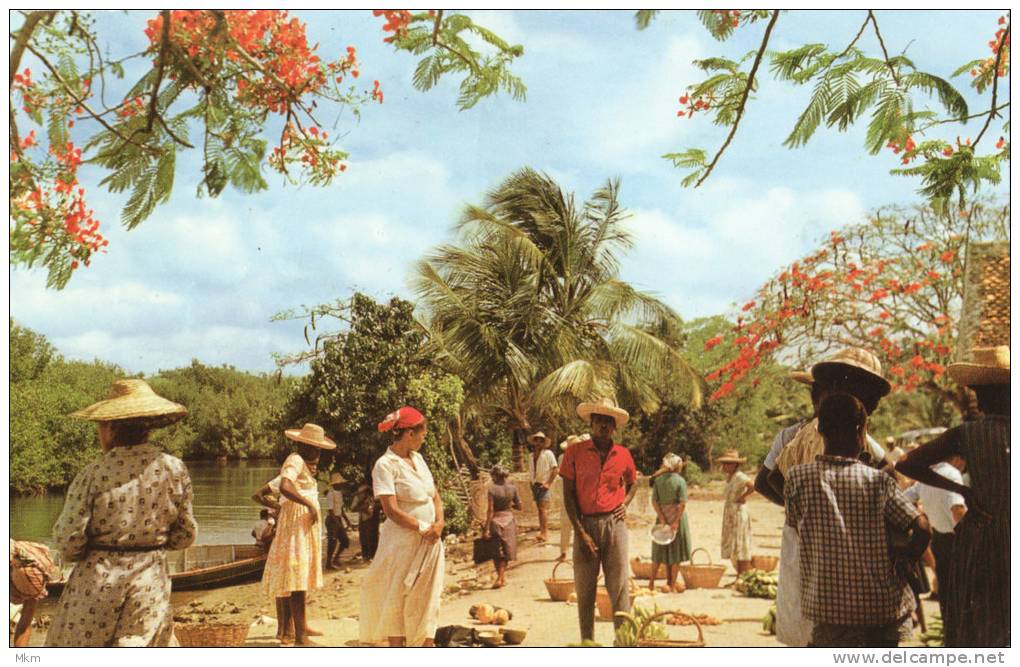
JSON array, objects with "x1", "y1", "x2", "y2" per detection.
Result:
[
  {"x1": 634, "y1": 11, "x2": 660, "y2": 31},
  {"x1": 680, "y1": 461, "x2": 705, "y2": 487},
  {"x1": 393, "y1": 11, "x2": 526, "y2": 111},
  {"x1": 149, "y1": 360, "x2": 295, "y2": 460}
]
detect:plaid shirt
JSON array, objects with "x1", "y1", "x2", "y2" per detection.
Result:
[{"x1": 785, "y1": 455, "x2": 918, "y2": 626}]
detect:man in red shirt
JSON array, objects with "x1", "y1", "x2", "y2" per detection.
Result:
[{"x1": 560, "y1": 397, "x2": 638, "y2": 641}]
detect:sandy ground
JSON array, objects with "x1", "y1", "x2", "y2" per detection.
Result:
[{"x1": 27, "y1": 480, "x2": 938, "y2": 647}]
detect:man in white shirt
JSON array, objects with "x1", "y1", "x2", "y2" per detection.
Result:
[
  {"x1": 903, "y1": 456, "x2": 967, "y2": 621},
  {"x1": 527, "y1": 431, "x2": 558, "y2": 542}
]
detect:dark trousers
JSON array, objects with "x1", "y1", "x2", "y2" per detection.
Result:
[
  {"x1": 931, "y1": 530, "x2": 956, "y2": 623},
  {"x1": 573, "y1": 513, "x2": 630, "y2": 641},
  {"x1": 358, "y1": 515, "x2": 380, "y2": 560},
  {"x1": 810, "y1": 621, "x2": 901, "y2": 647},
  {"x1": 326, "y1": 515, "x2": 349, "y2": 562}
]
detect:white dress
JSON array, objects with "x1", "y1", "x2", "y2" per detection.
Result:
[{"x1": 358, "y1": 448, "x2": 445, "y2": 647}]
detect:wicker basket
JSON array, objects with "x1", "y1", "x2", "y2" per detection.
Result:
[
  {"x1": 595, "y1": 586, "x2": 637, "y2": 621},
  {"x1": 751, "y1": 555, "x2": 779, "y2": 572},
  {"x1": 636, "y1": 610, "x2": 705, "y2": 647},
  {"x1": 630, "y1": 557, "x2": 667, "y2": 580},
  {"x1": 544, "y1": 561, "x2": 575, "y2": 601},
  {"x1": 678, "y1": 548, "x2": 726, "y2": 590},
  {"x1": 174, "y1": 622, "x2": 250, "y2": 647}
]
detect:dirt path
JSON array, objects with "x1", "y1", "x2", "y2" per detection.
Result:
[{"x1": 28, "y1": 481, "x2": 937, "y2": 647}]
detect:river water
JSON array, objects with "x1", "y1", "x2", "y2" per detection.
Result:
[{"x1": 9, "y1": 460, "x2": 315, "y2": 548}]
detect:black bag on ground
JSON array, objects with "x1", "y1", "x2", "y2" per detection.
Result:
[{"x1": 472, "y1": 536, "x2": 501, "y2": 564}]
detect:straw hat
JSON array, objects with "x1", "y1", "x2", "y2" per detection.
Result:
[
  {"x1": 947, "y1": 346, "x2": 1010, "y2": 386},
  {"x1": 329, "y1": 471, "x2": 345, "y2": 484},
  {"x1": 284, "y1": 423, "x2": 337, "y2": 450},
  {"x1": 811, "y1": 347, "x2": 891, "y2": 396},
  {"x1": 559, "y1": 434, "x2": 584, "y2": 451},
  {"x1": 789, "y1": 371, "x2": 813, "y2": 386},
  {"x1": 70, "y1": 378, "x2": 187, "y2": 426},
  {"x1": 715, "y1": 449, "x2": 746, "y2": 464},
  {"x1": 527, "y1": 431, "x2": 550, "y2": 445},
  {"x1": 576, "y1": 397, "x2": 630, "y2": 428}
]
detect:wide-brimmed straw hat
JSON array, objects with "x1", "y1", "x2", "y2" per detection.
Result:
[
  {"x1": 70, "y1": 379, "x2": 187, "y2": 427},
  {"x1": 576, "y1": 397, "x2": 630, "y2": 428},
  {"x1": 790, "y1": 371, "x2": 814, "y2": 386},
  {"x1": 715, "y1": 449, "x2": 746, "y2": 465},
  {"x1": 284, "y1": 423, "x2": 337, "y2": 450},
  {"x1": 811, "y1": 347, "x2": 891, "y2": 396},
  {"x1": 527, "y1": 431, "x2": 550, "y2": 445},
  {"x1": 559, "y1": 434, "x2": 584, "y2": 451},
  {"x1": 329, "y1": 471, "x2": 345, "y2": 484},
  {"x1": 947, "y1": 346, "x2": 1010, "y2": 386}
]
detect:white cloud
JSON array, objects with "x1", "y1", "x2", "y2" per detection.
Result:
[{"x1": 466, "y1": 11, "x2": 594, "y2": 60}]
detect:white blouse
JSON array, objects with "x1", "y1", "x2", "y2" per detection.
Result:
[{"x1": 372, "y1": 448, "x2": 438, "y2": 530}]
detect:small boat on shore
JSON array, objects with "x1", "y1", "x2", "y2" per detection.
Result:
[{"x1": 46, "y1": 544, "x2": 267, "y2": 597}]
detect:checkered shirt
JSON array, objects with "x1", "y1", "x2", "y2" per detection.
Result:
[{"x1": 785, "y1": 455, "x2": 918, "y2": 626}]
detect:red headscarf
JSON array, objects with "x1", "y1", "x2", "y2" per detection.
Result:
[{"x1": 377, "y1": 406, "x2": 425, "y2": 432}]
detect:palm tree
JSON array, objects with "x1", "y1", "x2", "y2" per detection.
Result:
[{"x1": 415, "y1": 168, "x2": 701, "y2": 467}]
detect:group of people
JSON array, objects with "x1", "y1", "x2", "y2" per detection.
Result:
[
  {"x1": 753, "y1": 345, "x2": 1009, "y2": 648},
  {"x1": 17, "y1": 341, "x2": 1008, "y2": 649}
]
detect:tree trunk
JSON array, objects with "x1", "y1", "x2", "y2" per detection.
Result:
[
  {"x1": 511, "y1": 428, "x2": 528, "y2": 473},
  {"x1": 448, "y1": 414, "x2": 478, "y2": 478}
]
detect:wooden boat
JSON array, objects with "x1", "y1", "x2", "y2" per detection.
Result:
[{"x1": 46, "y1": 544, "x2": 268, "y2": 597}]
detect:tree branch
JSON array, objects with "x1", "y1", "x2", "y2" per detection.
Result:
[
  {"x1": 10, "y1": 10, "x2": 55, "y2": 86},
  {"x1": 974, "y1": 23, "x2": 1009, "y2": 148},
  {"x1": 835, "y1": 12, "x2": 870, "y2": 60},
  {"x1": 916, "y1": 103, "x2": 1010, "y2": 133},
  {"x1": 25, "y1": 42, "x2": 158, "y2": 154},
  {"x1": 695, "y1": 9, "x2": 779, "y2": 188},
  {"x1": 431, "y1": 9, "x2": 444, "y2": 45},
  {"x1": 867, "y1": 11, "x2": 900, "y2": 87},
  {"x1": 146, "y1": 10, "x2": 170, "y2": 134}
]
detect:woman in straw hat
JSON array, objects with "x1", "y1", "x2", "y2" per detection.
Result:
[
  {"x1": 718, "y1": 449, "x2": 755, "y2": 575},
  {"x1": 45, "y1": 379, "x2": 197, "y2": 647},
  {"x1": 483, "y1": 463, "x2": 522, "y2": 588},
  {"x1": 649, "y1": 453, "x2": 692, "y2": 592},
  {"x1": 261, "y1": 422, "x2": 335, "y2": 646},
  {"x1": 359, "y1": 406, "x2": 445, "y2": 647},
  {"x1": 896, "y1": 346, "x2": 1009, "y2": 647}
]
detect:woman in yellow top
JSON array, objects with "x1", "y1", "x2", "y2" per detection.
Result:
[
  {"x1": 359, "y1": 406, "x2": 445, "y2": 647},
  {"x1": 261, "y1": 423, "x2": 335, "y2": 647}
]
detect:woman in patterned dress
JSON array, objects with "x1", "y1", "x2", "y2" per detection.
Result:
[
  {"x1": 649, "y1": 453, "x2": 692, "y2": 592},
  {"x1": 45, "y1": 379, "x2": 197, "y2": 647},
  {"x1": 897, "y1": 346, "x2": 1009, "y2": 647},
  {"x1": 261, "y1": 423, "x2": 335, "y2": 647},
  {"x1": 718, "y1": 449, "x2": 755, "y2": 574},
  {"x1": 359, "y1": 406, "x2": 445, "y2": 647}
]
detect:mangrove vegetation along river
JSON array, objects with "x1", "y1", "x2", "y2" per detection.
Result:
[{"x1": 9, "y1": 459, "x2": 325, "y2": 548}]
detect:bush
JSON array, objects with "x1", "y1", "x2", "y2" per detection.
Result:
[
  {"x1": 439, "y1": 486, "x2": 471, "y2": 536},
  {"x1": 682, "y1": 461, "x2": 706, "y2": 487}
]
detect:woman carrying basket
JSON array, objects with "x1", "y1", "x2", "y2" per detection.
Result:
[{"x1": 45, "y1": 379, "x2": 197, "y2": 647}]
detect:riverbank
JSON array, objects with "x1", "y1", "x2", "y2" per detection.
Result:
[{"x1": 26, "y1": 481, "x2": 938, "y2": 647}]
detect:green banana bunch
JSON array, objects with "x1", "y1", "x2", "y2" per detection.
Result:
[
  {"x1": 736, "y1": 569, "x2": 779, "y2": 599},
  {"x1": 761, "y1": 605, "x2": 777, "y2": 635},
  {"x1": 613, "y1": 605, "x2": 668, "y2": 647}
]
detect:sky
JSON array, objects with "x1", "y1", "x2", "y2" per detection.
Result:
[{"x1": 8, "y1": 9, "x2": 1010, "y2": 375}]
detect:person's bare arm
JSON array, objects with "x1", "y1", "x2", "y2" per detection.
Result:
[
  {"x1": 951, "y1": 504, "x2": 967, "y2": 526},
  {"x1": 422, "y1": 490, "x2": 445, "y2": 542},
  {"x1": 767, "y1": 467, "x2": 786, "y2": 500},
  {"x1": 563, "y1": 478, "x2": 597, "y2": 556},
  {"x1": 280, "y1": 478, "x2": 317, "y2": 522},
  {"x1": 252, "y1": 486, "x2": 281, "y2": 511},
  {"x1": 754, "y1": 467, "x2": 784, "y2": 506},
  {"x1": 613, "y1": 481, "x2": 638, "y2": 521},
  {"x1": 483, "y1": 494, "x2": 494, "y2": 538},
  {"x1": 545, "y1": 464, "x2": 559, "y2": 488},
  {"x1": 671, "y1": 502, "x2": 686, "y2": 531},
  {"x1": 652, "y1": 498, "x2": 666, "y2": 525},
  {"x1": 737, "y1": 479, "x2": 755, "y2": 503}
]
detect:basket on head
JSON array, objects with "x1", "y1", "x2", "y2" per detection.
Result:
[
  {"x1": 635, "y1": 610, "x2": 706, "y2": 648},
  {"x1": 751, "y1": 555, "x2": 779, "y2": 572},
  {"x1": 595, "y1": 585, "x2": 638, "y2": 621},
  {"x1": 174, "y1": 622, "x2": 250, "y2": 647},
  {"x1": 678, "y1": 548, "x2": 726, "y2": 589},
  {"x1": 630, "y1": 557, "x2": 667, "y2": 580},
  {"x1": 544, "y1": 560, "x2": 575, "y2": 601}
]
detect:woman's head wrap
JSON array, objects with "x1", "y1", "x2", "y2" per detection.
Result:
[
  {"x1": 662, "y1": 452, "x2": 684, "y2": 473},
  {"x1": 377, "y1": 406, "x2": 425, "y2": 432},
  {"x1": 490, "y1": 464, "x2": 510, "y2": 480}
]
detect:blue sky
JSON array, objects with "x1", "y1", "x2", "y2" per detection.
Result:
[{"x1": 9, "y1": 9, "x2": 1010, "y2": 375}]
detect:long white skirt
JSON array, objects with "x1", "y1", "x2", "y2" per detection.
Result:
[
  {"x1": 775, "y1": 525, "x2": 813, "y2": 647},
  {"x1": 358, "y1": 520, "x2": 445, "y2": 646}
]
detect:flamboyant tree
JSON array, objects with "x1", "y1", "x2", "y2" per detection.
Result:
[
  {"x1": 640, "y1": 10, "x2": 1010, "y2": 214},
  {"x1": 701, "y1": 198, "x2": 1009, "y2": 413},
  {"x1": 9, "y1": 10, "x2": 524, "y2": 288}
]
